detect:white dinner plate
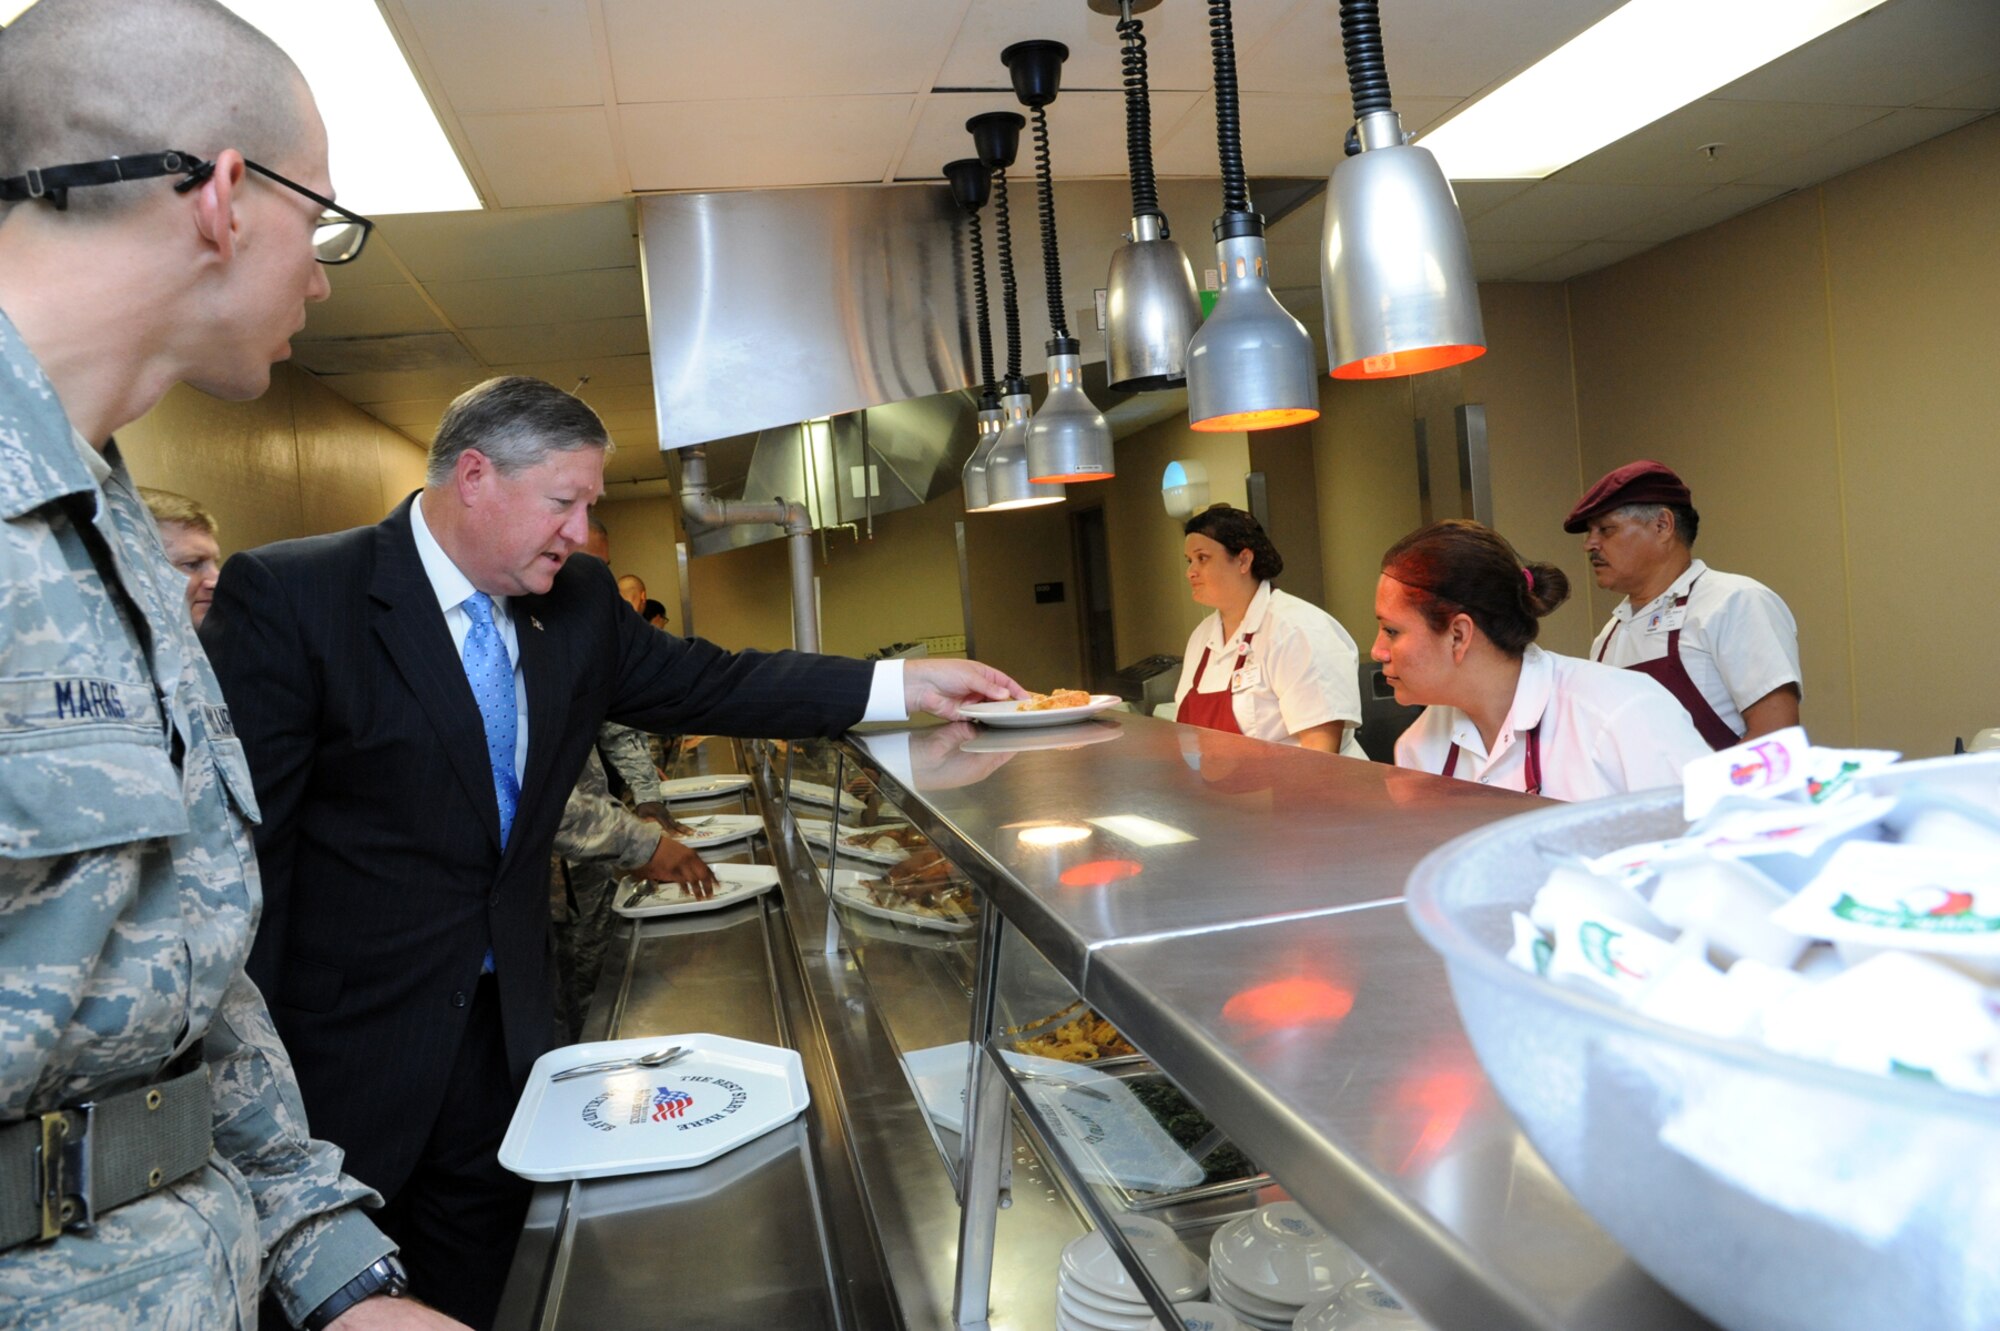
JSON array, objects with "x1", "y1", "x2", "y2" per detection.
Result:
[
  {"x1": 1057, "y1": 1286, "x2": 1157, "y2": 1331},
  {"x1": 958, "y1": 720, "x2": 1124, "y2": 753},
  {"x1": 658, "y1": 774, "x2": 752, "y2": 802},
  {"x1": 783, "y1": 779, "x2": 863, "y2": 812},
  {"x1": 613, "y1": 864, "x2": 780, "y2": 918},
  {"x1": 794, "y1": 816, "x2": 919, "y2": 866},
  {"x1": 960, "y1": 694, "x2": 1125, "y2": 729},
  {"x1": 672, "y1": 813, "x2": 765, "y2": 849},
  {"x1": 829, "y1": 869, "x2": 976, "y2": 934}
]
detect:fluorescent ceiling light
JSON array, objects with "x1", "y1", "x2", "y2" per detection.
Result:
[
  {"x1": 0, "y1": 1, "x2": 479, "y2": 214},
  {"x1": 1416, "y1": 0, "x2": 1892, "y2": 180}
]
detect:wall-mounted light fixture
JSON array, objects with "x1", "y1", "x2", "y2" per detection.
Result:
[
  {"x1": 1161, "y1": 459, "x2": 1212, "y2": 518},
  {"x1": 1320, "y1": 0, "x2": 1484, "y2": 380},
  {"x1": 1184, "y1": 0, "x2": 1321, "y2": 433}
]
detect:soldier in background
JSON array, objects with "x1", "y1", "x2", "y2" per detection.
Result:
[
  {"x1": 139, "y1": 486, "x2": 223, "y2": 627},
  {"x1": 0, "y1": 1, "x2": 457, "y2": 1327}
]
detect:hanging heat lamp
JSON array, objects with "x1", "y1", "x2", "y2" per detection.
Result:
[
  {"x1": 1321, "y1": 0, "x2": 1484, "y2": 379},
  {"x1": 968, "y1": 110, "x2": 1063, "y2": 512},
  {"x1": 1002, "y1": 39, "x2": 1115, "y2": 485},
  {"x1": 945, "y1": 156, "x2": 1005, "y2": 513},
  {"x1": 1184, "y1": 0, "x2": 1321, "y2": 433},
  {"x1": 1096, "y1": 0, "x2": 1201, "y2": 393}
]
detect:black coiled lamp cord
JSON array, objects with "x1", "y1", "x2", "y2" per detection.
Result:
[
  {"x1": 992, "y1": 169, "x2": 1023, "y2": 383},
  {"x1": 1208, "y1": 0, "x2": 1248, "y2": 216},
  {"x1": 967, "y1": 208, "x2": 995, "y2": 396},
  {"x1": 1118, "y1": 13, "x2": 1162, "y2": 225},
  {"x1": 1340, "y1": 0, "x2": 1394, "y2": 119},
  {"x1": 1030, "y1": 104, "x2": 1069, "y2": 341}
]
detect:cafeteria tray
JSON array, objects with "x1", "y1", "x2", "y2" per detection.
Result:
[{"x1": 613, "y1": 864, "x2": 779, "y2": 918}]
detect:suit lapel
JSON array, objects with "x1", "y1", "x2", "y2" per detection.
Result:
[
  {"x1": 369, "y1": 499, "x2": 504, "y2": 854},
  {"x1": 510, "y1": 599, "x2": 568, "y2": 871}
]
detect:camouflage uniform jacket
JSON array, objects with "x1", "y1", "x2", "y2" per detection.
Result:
[
  {"x1": 0, "y1": 308, "x2": 390, "y2": 1328},
  {"x1": 551, "y1": 748, "x2": 659, "y2": 872},
  {"x1": 594, "y1": 720, "x2": 658, "y2": 806}
]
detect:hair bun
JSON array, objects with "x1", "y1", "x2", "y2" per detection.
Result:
[{"x1": 1523, "y1": 561, "x2": 1571, "y2": 616}]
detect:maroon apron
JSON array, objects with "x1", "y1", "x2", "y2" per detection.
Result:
[
  {"x1": 1596, "y1": 574, "x2": 1739, "y2": 751},
  {"x1": 1441, "y1": 725, "x2": 1543, "y2": 796},
  {"x1": 1178, "y1": 632, "x2": 1255, "y2": 735}
]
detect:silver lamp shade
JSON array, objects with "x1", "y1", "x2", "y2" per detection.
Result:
[
  {"x1": 1186, "y1": 228, "x2": 1320, "y2": 433},
  {"x1": 1026, "y1": 342, "x2": 1114, "y2": 483},
  {"x1": 985, "y1": 389, "x2": 1064, "y2": 510},
  {"x1": 1322, "y1": 110, "x2": 1485, "y2": 380},
  {"x1": 1106, "y1": 214, "x2": 1202, "y2": 392},
  {"x1": 961, "y1": 402, "x2": 1004, "y2": 512}
]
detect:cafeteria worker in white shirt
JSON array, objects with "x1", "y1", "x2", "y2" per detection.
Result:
[
  {"x1": 1566, "y1": 459, "x2": 1802, "y2": 747},
  {"x1": 1173, "y1": 504, "x2": 1366, "y2": 756},
  {"x1": 1374, "y1": 520, "x2": 1710, "y2": 801}
]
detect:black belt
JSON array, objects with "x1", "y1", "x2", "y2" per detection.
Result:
[{"x1": 0, "y1": 1059, "x2": 213, "y2": 1251}]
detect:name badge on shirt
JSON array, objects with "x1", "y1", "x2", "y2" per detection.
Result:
[
  {"x1": 1231, "y1": 662, "x2": 1262, "y2": 693},
  {"x1": 1646, "y1": 605, "x2": 1687, "y2": 634}
]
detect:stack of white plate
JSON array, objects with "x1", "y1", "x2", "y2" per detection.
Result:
[
  {"x1": 1291, "y1": 1276, "x2": 1431, "y2": 1330},
  {"x1": 1057, "y1": 1215, "x2": 1209, "y2": 1331},
  {"x1": 1207, "y1": 1202, "x2": 1369, "y2": 1331}
]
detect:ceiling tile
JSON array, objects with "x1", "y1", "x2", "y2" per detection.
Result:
[
  {"x1": 395, "y1": 0, "x2": 603, "y2": 114},
  {"x1": 312, "y1": 367, "x2": 495, "y2": 405},
  {"x1": 935, "y1": 0, "x2": 1297, "y2": 94},
  {"x1": 1243, "y1": 0, "x2": 1625, "y2": 99},
  {"x1": 303, "y1": 283, "x2": 447, "y2": 340},
  {"x1": 1451, "y1": 180, "x2": 1534, "y2": 219},
  {"x1": 462, "y1": 316, "x2": 651, "y2": 365},
  {"x1": 1469, "y1": 240, "x2": 1585, "y2": 281},
  {"x1": 327, "y1": 241, "x2": 410, "y2": 289},
  {"x1": 1555, "y1": 99, "x2": 1893, "y2": 186},
  {"x1": 427, "y1": 267, "x2": 644, "y2": 329},
  {"x1": 1712, "y1": 0, "x2": 2000, "y2": 108},
  {"x1": 1510, "y1": 241, "x2": 1653, "y2": 283},
  {"x1": 1154, "y1": 92, "x2": 1463, "y2": 181},
  {"x1": 604, "y1": 442, "x2": 672, "y2": 485},
  {"x1": 1737, "y1": 105, "x2": 1988, "y2": 189},
  {"x1": 603, "y1": 0, "x2": 955, "y2": 101},
  {"x1": 570, "y1": 383, "x2": 656, "y2": 415},
  {"x1": 594, "y1": 408, "x2": 659, "y2": 436},
  {"x1": 1926, "y1": 73, "x2": 2000, "y2": 110},
  {"x1": 368, "y1": 398, "x2": 454, "y2": 431},
  {"x1": 291, "y1": 332, "x2": 482, "y2": 376},
  {"x1": 1602, "y1": 183, "x2": 1791, "y2": 244},
  {"x1": 460, "y1": 110, "x2": 626, "y2": 208},
  {"x1": 375, "y1": 202, "x2": 637, "y2": 283},
  {"x1": 488, "y1": 354, "x2": 657, "y2": 389},
  {"x1": 1468, "y1": 181, "x2": 1715, "y2": 244},
  {"x1": 620, "y1": 97, "x2": 915, "y2": 190},
  {"x1": 899, "y1": 91, "x2": 1199, "y2": 183}
]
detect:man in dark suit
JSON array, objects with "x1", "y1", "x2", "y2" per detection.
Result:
[{"x1": 200, "y1": 375, "x2": 1018, "y2": 1328}]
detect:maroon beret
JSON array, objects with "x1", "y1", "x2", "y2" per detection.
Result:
[{"x1": 1563, "y1": 460, "x2": 1694, "y2": 533}]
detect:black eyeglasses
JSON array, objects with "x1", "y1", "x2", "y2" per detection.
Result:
[{"x1": 0, "y1": 149, "x2": 374, "y2": 265}]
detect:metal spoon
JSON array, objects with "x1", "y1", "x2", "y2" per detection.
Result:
[{"x1": 551, "y1": 1045, "x2": 688, "y2": 1083}]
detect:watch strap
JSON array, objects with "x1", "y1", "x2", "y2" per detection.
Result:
[{"x1": 301, "y1": 1254, "x2": 407, "y2": 1331}]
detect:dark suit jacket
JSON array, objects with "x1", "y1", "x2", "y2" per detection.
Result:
[{"x1": 200, "y1": 495, "x2": 870, "y2": 1194}]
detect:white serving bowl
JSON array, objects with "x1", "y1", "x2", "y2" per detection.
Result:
[
  {"x1": 1206, "y1": 1262, "x2": 1302, "y2": 1321},
  {"x1": 1209, "y1": 1203, "x2": 1366, "y2": 1308},
  {"x1": 1061, "y1": 1215, "x2": 1207, "y2": 1304},
  {"x1": 1059, "y1": 1285, "x2": 1158, "y2": 1331}
]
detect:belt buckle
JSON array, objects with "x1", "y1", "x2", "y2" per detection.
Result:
[{"x1": 35, "y1": 1102, "x2": 94, "y2": 1241}]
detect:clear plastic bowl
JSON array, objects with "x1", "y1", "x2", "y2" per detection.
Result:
[{"x1": 1404, "y1": 769, "x2": 2000, "y2": 1331}]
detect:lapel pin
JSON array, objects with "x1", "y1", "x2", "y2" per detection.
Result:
[{"x1": 530, "y1": 616, "x2": 544, "y2": 631}]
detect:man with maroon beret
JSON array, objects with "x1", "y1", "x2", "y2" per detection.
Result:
[{"x1": 1565, "y1": 461, "x2": 1801, "y2": 747}]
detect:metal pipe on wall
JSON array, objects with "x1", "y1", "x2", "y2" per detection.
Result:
[{"x1": 677, "y1": 445, "x2": 822, "y2": 653}]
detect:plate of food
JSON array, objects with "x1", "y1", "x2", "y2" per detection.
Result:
[
  {"x1": 783, "y1": 779, "x2": 864, "y2": 812},
  {"x1": 613, "y1": 864, "x2": 781, "y2": 918},
  {"x1": 959, "y1": 690, "x2": 1124, "y2": 729},
  {"x1": 659, "y1": 774, "x2": 752, "y2": 802},
  {"x1": 828, "y1": 853, "x2": 976, "y2": 933},
  {"x1": 796, "y1": 818, "x2": 924, "y2": 866},
  {"x1": 674, "y1": 813, "x2": 765, "y2": 849}
]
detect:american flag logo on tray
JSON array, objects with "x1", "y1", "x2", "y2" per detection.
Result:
[{"x1": 652, "y1": 1087, "x2": 694, "y2": 1122}]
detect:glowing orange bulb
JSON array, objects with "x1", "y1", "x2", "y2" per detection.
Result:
[
  {"x1": 1331, "y1": 344, "x2": 1486, "y2": 381},
  {"x1": 1221, "y1": 977, "x2": 1355, "y2": 1029},
  {"x1": 1028, "y1": 470, "x2": 1114, "y2": 484},
  {"x1": 1189, "y1": 407, "x2": 1320, "y2": 433}
]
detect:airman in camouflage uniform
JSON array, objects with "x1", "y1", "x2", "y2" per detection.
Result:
[
  {"x1": 549, "y1": 745, "x2": 667, "y2": 1042},
  {"x1": 0, "y1": 312, "x2": 394, "y2": 1326}
]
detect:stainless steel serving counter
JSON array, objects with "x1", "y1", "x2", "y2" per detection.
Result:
[{"x1": 844, "y1": 713, "x2": 1717, "y2": 1331}]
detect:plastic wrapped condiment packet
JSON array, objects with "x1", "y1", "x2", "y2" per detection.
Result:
[
  {"x1": 1545, "y1": 910, "x2": 1686, "y2": 1002},
  {"x1": 1651, "y1": 858, "x2": 1807, "y2": 969},
  {"x1": 1759, "y1": 951, "x2": 1998, "y2": 1094},
  {"x1": 1528, "y1": 865, "x2": 1666, "y2": 937},
  {"x1": 1885, "y1": 791, "x2": 2000, "y2": 855},
  {"x1": 1506, "y1": 912, "x2": 1552, "y2": 977},
  {"x1": 1769, "y1": 842, "x2": 2000, "y2": 960},
  {"x1": 1577, "y1": 793, "x2": 1893, "y2": 888},
  {"x1": 1681, "y1": 727, "x2": 1899, "y2": 820}
]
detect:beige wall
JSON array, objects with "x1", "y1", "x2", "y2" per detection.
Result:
[{"x1": 118, "y1": 363, "x2": 428, "y2": 553}]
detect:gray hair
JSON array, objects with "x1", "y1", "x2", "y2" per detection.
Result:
[
  {"x1": 1610, "y1": 501, "x2": 1700, "y2": 547},
  {"x1": 426, "y1": 376, "x2": 613, "y2": 487},
  {"x1": 0, "y1": 0, "x2": 310, "y2": 217}
]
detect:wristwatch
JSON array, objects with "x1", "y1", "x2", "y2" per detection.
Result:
[{"x1": 301, "y1": 1254, "x2": 408, "y2": 1330}]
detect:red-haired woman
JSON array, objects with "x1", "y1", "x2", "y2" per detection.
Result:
[{"x1": 1373, "y1": 520, "x2": 1707, "y2": 801}]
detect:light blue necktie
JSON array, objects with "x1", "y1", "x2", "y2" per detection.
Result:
[{"x1": 463, "y1": 592, "x2": 517, "y2": 978}]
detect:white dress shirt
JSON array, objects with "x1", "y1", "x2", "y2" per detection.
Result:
[
  {"x1": 1394, "y1": 645, "x2": 1711, "y2": 802},
  {"x1": 408, "y1": 496, "x2": 908, "y2": 778},
  {"x1": 1589, "y1": 558, "x2": 1801, "y2": 737},
  {"x1": 1173, "y1": 581, "x2": 1367, "y2": 757}
]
